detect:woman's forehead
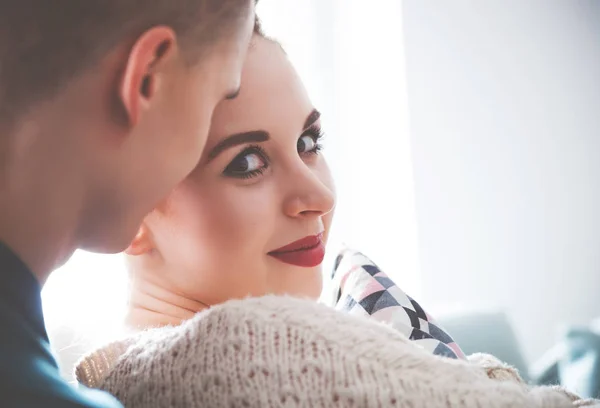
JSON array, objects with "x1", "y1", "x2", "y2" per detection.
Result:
[{"x1": 208, "y1": 36, "x2": 312, "y2": 137}]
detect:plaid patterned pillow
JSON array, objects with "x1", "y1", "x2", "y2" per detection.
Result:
[{"x1": 329, "y1": 248, "x2": 465, "y2": 359}]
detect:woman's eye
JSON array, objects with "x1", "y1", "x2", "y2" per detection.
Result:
[
  {"x1": 297, "y1": 135, "x2": 317, "y2": 154},
  {"x1": 224, "y1": 150, "x2": 267, "y2": 178}
]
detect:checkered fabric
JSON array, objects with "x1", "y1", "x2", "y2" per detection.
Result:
[{"x1": 329, "y1": 248, "x2": 465, "y2": 360}]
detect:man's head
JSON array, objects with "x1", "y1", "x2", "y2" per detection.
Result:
[{"x1": 0, "y1": 0, "x2": 255, "y2": 254}]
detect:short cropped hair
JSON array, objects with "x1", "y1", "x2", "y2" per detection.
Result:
[{"x1": 0, "y1": 0, "x2": 250, "y2": 123}]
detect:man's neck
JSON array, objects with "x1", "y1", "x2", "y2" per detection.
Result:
[
  {"x1": 0, "y1": 119, "x2": 85, "y2": 284},
  {"x1": 126, "y1": 274, "x2": 209, "y2": 329},
  {"x1": 0, "y1": 218, "x2": 75, "y2": 285}
]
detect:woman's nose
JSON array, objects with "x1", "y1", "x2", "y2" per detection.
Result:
[{"x1": 282, "y1": 167, "x2": 335, "y2": 219}]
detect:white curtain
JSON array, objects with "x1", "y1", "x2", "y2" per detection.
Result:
[{"x1": 43, "y1": 0, "x2": 420, "y2": 362}]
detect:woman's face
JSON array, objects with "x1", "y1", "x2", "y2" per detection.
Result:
[{"x1": 140, "y1": 36, "x2": 335, "y2": 305}]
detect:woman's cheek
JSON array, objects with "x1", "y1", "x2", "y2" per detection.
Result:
[{"x1": 203, "y1": 188, "x2": 270, "y2": 251}]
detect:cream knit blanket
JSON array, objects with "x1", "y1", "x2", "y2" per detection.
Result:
[{"x1": 76, "y1": 296, "x2": 599, "y2": 408}]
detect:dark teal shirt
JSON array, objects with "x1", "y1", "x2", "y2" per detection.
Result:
[{"x1": 0, "y1": 242, "x2": 122, "y2": 408}]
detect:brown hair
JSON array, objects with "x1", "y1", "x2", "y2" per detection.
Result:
[
  {"x1": 254, "y1": 15, "x2": 265, "y2": 36},
  {"x1": 0, "y1": 0, "x2": 251, "y2": 123}
]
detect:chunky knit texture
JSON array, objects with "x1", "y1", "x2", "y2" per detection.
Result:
[{"x1": 76, "y1": 296, "x2": 599, "y2": 408}]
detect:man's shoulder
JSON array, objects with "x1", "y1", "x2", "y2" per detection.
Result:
[
  {"x1": 0, "y1": 347, "x2": 123, "y2": 408},
  {"x1": 1, "y1": 387, "x2": 122, "y2": 408},
  {"x1": 0, "y1": 372, "x2": 122, "y2": 408},
  {"x1": 0, "y1": 312, "x2": 122, "y2": 408}
]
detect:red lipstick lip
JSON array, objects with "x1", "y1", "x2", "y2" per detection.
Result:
[
  {"x1": 269, "y1": 233, "x2": 323, "y2": 254},
  {"x1": 268, "y1": 233, "x2": 325, "y2": 268}
]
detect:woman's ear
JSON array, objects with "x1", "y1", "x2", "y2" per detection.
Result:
[{"x1": 126, "y1": 223, "x2": 153, "y2": 256}]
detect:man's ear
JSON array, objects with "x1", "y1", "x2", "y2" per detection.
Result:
[
  {"x1": 126, "y1": 223, "x2": 154, "y2": 256},
  {"x1": 119, "y1": 26, "x2": 178, "y2": 126}
]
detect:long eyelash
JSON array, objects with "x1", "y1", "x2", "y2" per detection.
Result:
[
  {"x1": 303, "y1": 125, "x2": 325, "y2": 142},
  {"x1": 243, "y1": 144, "x2": 270, "y2": 161},
  {"x1": 302, "y1": 126, "x2": 325, "y2": 155},
  {"x1": 224, "y1": 144, "x2": 269, "y2": 180},
  {"x1": 236, "y1": 166, "x2": 267, "y2": 180}
]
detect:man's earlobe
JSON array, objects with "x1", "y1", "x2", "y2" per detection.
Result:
[{"x1": 118, "y1": 27, "x2": 177, "y2": 127}]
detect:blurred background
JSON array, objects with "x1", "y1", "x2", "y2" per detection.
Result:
[{"x1": 43, "y1": 0, "x2": 600, "y2": 395}]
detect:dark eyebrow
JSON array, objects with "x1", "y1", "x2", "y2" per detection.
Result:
[
  {"x1": 207, "y1": 130, "x2": 270, "y2": 161},
  {"x1": 207, "y1": 109, "x2": 319, "y2": 162},
  {"x1": 303, "y1": 109, "x2": 321, "y2": 130}
]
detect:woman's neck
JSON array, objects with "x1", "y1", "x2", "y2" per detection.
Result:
[{"x1": 126, "y1": 274, "x2": 209, "y2": 330}]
